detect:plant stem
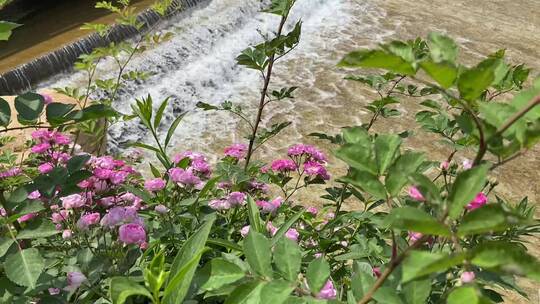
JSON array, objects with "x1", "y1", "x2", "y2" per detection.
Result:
[{"x1": 244, "y1": 14, "x2": 288, "y2": 170}]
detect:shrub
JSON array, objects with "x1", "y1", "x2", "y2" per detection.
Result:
[{"x1": 0, "y1": 0, "x2": 539, "y2": 303}]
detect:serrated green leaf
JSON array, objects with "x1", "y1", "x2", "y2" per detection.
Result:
[
  {"x1": 306, "y1": 258, "x2": 330, "y2": 294},
  {"x1": 273, "y1": 237, "x2": 301, "y2": 281},
  {"x1": 244, "y1": 231, "x2": 272, "y2": 278},
  {"x1": 5, "y1": 248, "x2": 44, "y2": 289},
  {"x1": 339, "y1": 50, "x2": 416, "y2": 75}
]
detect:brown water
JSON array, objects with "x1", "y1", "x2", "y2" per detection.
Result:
[{"x1": 8, "y1": 0, "x2": 540, "y2": 301}]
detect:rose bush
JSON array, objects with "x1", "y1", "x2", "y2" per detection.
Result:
[{"x1": 0, "y1": 0, "x2": 540, "y2": 303}]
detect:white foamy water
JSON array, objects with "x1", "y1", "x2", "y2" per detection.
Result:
[{"x1": 44, "y1": 0, "x2": 391, "y2": 160}]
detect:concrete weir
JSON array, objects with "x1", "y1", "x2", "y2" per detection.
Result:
[{"x1": 0, "y1": 0, "x2": 206, "y2": 95}]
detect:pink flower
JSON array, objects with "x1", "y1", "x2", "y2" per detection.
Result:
[
  {"x1": 31, "y1": 142, "x2": 51, "y2": 154},
  {"x1": 65, "y1": 272, "x2": 87, "y2": 291},
  {"x1": 314, "y1": 252, "x2": 323, "y2": 259},
  {"x1": 53, "y1": 133, "x2": 71, "y2": 145},
  {"x1": 191, "y1": 158, "x2": 212, "y2": 177},
  {"x1": 118, "y1": 223, "x2": 146, "y2": 245},
  {"x1": 0, "y1": 167, "x2": 22, "y2": 179},
  {"x1": 462, "y1": 159, "x2": 473, "y2": 170},
  {"x1": 144, "y1": 178, "x2": 166, "y2": 192},
  {"x1": 466, "y1": 193, "x2": 488, "y2": 211},
  {"x1": 224, "y1": 143, "x2": 247, "y2": 159},
  {"x1": 325, "y1": 212, "x2": 335, "y2": 220},
  {"x1": 92, "y1": 156, "x2": 115, "y2": 169},
  {"x1": 271, "y1": 159, "x2": 297, "y2": 172},
  {"x1": 101, "y1": 207, "x2": 142, "y2": 227},
  {"x1": 285, "y1": 228, "x2": 299, "y2": 242},
  {"x1": 227, "y1": 192, "x2": 246, "y2": 206},
  {"x1": 208, "y1": 199, "x2": 231, "y2": 210},
  {"x1": 460, "y1": 271, "x2": 475, "y2": 283},
  {"x1": 154, "y1": 204, "x2": 169, "y2": 214},
  {"x1": 41, "y1": 93, "x2": 53, "y2": 104},
  {"x1": 317, "y1": 280, "x2": 337, "y2": 300},
  {"x1": 408, "y1": 231, "x2": 423, "y2": 243},
  {"x1": 110, "y1": 171, "x2": 129, "y2": 184},
  {"x1": 38, "y1": 162, "x2": 54, "y2": 174},
  {"x1": 240, "y1": 225, "x2": 250, "y2": 237},
  {"x1": 217, "y1": 181, "x2": 232, "y2": 189},
  {"x1": 256, "y1": 197, "x2": 283, "y2": 213},
  {"x1": 18, "y1": 213, "x2": 37, "y2": 223},
  {"x1": 372, "y1": 267, "x2": 382, "y2": 278},
  {"x1": 266, "y1": 221, "x2": 278, "y2": 236},
  {"x1": 303, "y1": 161, "x2": 330, "y2": 180},
  {"x1": 27, "y1": 190, "x2": 41, "y2": 200},
  {"x1": 52, "y1": 210, "x2": 70, "y2": 223},
  {"x1": 61, "y1": 194, "x2": 86, "y2": 209},
  {"x1": 173, "y1": 150, "x2": 206, "y2": 164},
  {"x1": 62, "y1": 229, "x2": 73, "y2": 239},
  {"x1": 93, "y1": 168, "x2": 113, "y2": 180},
  {"x1": 77, "y1": 213, "x2": 100, "y2": 230},
  {"x1": 48, "y1": 287, "x2": 60, "y2": 295},
  {"x1": 140, "y1": 241, "x2": 148, "y2": 250},
  {"x1": 440, "y1": 161, "x2": 450, "y2": 170},
  {"x1": 288, "y1": 144, "x2": 327, "y2": 163},
  {"x1": 307, "y1": 206, "x2": 318, "y2": 215},
  {"x1": 168, "y1": 168, "x2": 202, "y2": 187},
  {"x1": 408, "y1": 186, "x2": 425, "y2": 202}
]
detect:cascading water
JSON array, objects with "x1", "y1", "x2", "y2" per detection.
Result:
[
  {"x1": 43, "y1": 0, "x2": 389, "y2": 160},
  {"x1": 0, "y1": 0, "x2": 206, "y2": 95}
]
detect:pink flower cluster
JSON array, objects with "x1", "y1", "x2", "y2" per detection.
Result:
[
  {"x1": 224, "y1": 143, "x2": 248, "y2": 159},
  {"x1": 240, "y1": 221, "x2": 300, "y2": 242},
  {"x1": 208, "y1": 191, "x2": 247, "y2": 210},
  {"x1": 168, "y1": 151, "x2": 212, "y2": 189},
  {"x1": 256, "y1": 197, "x2": 283, "y2": 213},
  {"x1": 0, "y1": 167, "x2": 22, "y2": 179},
  {"x1": 267, "y1": 144, "x2": 329, "y2": 180},
  {"x1": 30, "y1": 130, "x2": 71, "y2": 155},
  {"x1": 409, "y1": 186, "x2": 488, "y2": 211}
]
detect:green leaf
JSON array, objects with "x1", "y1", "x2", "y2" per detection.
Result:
[
  {"x1": 224, "y1": 281, "x2": 266, "y2": 304},
  {"x1": 427, "y1": 32, "x2": 458, "y2": 63},
  {"x1": 0, "y1": 21, "x2": 21, "y2": 41},
  {"x1": 339, "y1": 50, "x2": 416, "y2": 75},
  {"x1": 271, "y1": 209, "x2": 303, "y2": 245},
  {"x1": 4, "y1": 248, "x2": 45, "y2": 289},
  {"x1": 403, "y1": 278, "x2": 431, "y2": 304},
  {"x1": 458, "y1": 58, "x2": 504, "y2": 101},
  {"x1": 342, "y1": 169, "x2": 387, "y2": 200},
  {"x1": 17, "y1": 219, "x2": 59, "y2": 239},
  {"x1": 457, "y1": 204, "x2": 524, "y2": 236},
  {"x1": 154, "y1": 97, "x2": 169, "y2": 128},
  {"x1": 374, "y1": 134, "x2": 401, "y2": 175},
  {"x1": 343, "y1": 126, "x2": 369, "y2": 144},
  {"x1": 198, "y1": 258, "x2": 245, "y2": 291},
  {"x1": 447, "y1": 286, "x2": 491, "y2": 304},
  {"x1": 164, "y1": 112, "x2": 186, "y2": 148},
  {"x1": 351, "y1": 270, "x2": 375, "y2": 300},
  {"x1": 110, "y1": 277, "x2": 153, "y2": 304},
  {"x1": 419, "y1": 60, "x2": 457, "y2": 89},
  {"x1": 471, "y1": 241, "x2": 540, "y2": 281},
  {"x1": 402, "y1": 251, "x2": 465, "y2": 283},
  {"x1": 385, "y1": 207, "x2": 450, "y2": 236},
  {"x1": 335, "y1": 142, "x2": 377, "y2": 175},
  {"x1": 66, "y1": 154, "x2": 91, "y2": 174},
  {"x1": 14, "y1": 92, "x2": 44, "y2": 123},
  {"x1": 163, "y1": 249, "x2": 207, "y2": 301},
  {"x1": 46, "y1": 103, "x2": 75, "y2": 125},
  {"x1": 448, "y1": 165, "x2": 489, "y2": 219},
  {"x1": 247, "y1": 195, "x2": 264, "y2": 233},
  {"x1": 306, "y1": 258, "x2": 330, "y2": 294},
  {"x1": 273, "y1": 237, "x2": 301, "y2": 281},
  {"x1": 264, "y1": 0, "x2": 295, "y2": 16},
  {"x1": 385, "y1": 152, "x2": 425, "y2": 196},
  {"x1": 0, "y1": 97, "x2": 11, "y2": 127},
  {"x1": 408, "y1": 173, "x2": 442, "y2": 204},
  {"x1": 0, "y1": 237, "x2": 14, "y2": 258},
  {"x1": 261, "y1": 279, "x2": 295, "y2": 304},
  {"x1": 206, "y1": 238, "x2": 243, "y2": 252},
  {"x1": 244, "y1": 231, "x2": 272, "y2": 278},
  {"x1": 164, "y1": 215, "x2": 215, "y2": 304}
]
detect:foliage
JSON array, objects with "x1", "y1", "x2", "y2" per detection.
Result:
[{"x1": 0, "y1": 0, "x2": 539, "y2": 303}]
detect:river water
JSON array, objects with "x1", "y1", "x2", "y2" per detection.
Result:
[{"x1": 19, "y1": 0, "x2": 540, "y2": 301}]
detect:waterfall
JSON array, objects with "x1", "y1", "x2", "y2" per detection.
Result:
[{"x1": 0, "y1": 0, "x2": 207, "y2": 95}]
